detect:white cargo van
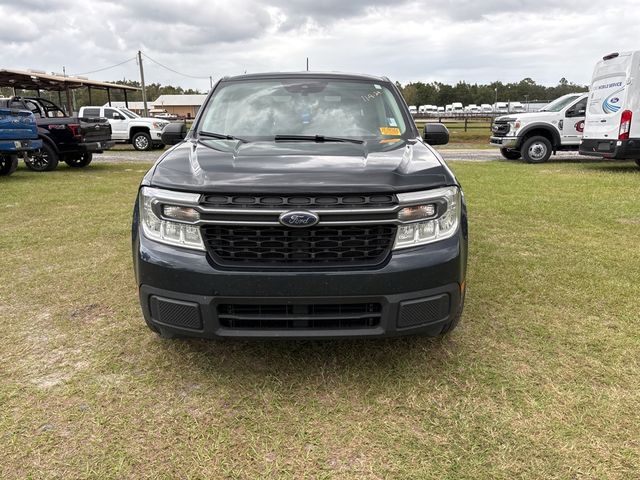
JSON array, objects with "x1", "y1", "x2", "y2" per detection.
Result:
[
  {"x1": 494, "y1": 102, "x2": 509, "y2": 114},
  {"x1": 451, "y1": 102, "x2": 464, "y2": 113},
  {"x1": 580, "y1": 51, "x2": 640, "y2": 166},
  {"x1": 509, "y1": 102, "x2": 526, "y2": 113}
]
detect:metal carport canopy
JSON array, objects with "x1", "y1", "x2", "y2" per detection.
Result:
[{"x1": 0, "y1": 68, "x2": 140, "y2": 113}]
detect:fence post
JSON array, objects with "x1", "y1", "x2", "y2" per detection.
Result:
[{"x1": 464, "y1": 117, "x2": 468, "y2": 132}]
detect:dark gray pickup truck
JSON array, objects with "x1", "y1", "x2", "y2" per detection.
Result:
[{"x1": 132, "y1": 72, "x2": 468, "y2": 339}]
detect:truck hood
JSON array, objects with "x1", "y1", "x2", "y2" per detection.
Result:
[
  {"x1": 496, "y1": 111, "x2": 552, "y2": 122},
  {"x1": 148, "y1": 138, "x2": 454, "y2": 194},
  {"x1": 133, "y1": 117, "x2": 168, "y2": 124}
]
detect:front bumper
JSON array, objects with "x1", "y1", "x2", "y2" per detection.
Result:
[
  {"x1": 151, "y1": 129, "x2": 165, "y2": 142},
  {"x1": 0, "y1": 138, "x2": 42, "y2": 153},
  {"x1": 489, "y1": 136, "x2": 518, "y2": 149},
  {"x1": 579, "y1": 138, "x2": 640, "y2": 160},
  {"x1": 133, "y1": 226, "x2": 467, "y2": 339},
  {"x1": 79, "y1": 140, "x2": 115, "y2": 153}
]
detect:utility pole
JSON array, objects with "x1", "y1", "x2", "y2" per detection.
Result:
[
  {"x1": 306, "y1": 57, "x2": 309, "y2": 71},
  {"x1": 62, "y1": 65, "x2": 73, "y2": 115},
  {"x1": 138, "y1": 50, "x2": 149, "y2": 117},
  {"x1": 209, "y1": 76, "x2": 213, "y2": 90}
]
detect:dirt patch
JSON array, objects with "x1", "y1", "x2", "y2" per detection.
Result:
[{"x1": 69, "y1": 303, "x2": 115, "y2": 322}]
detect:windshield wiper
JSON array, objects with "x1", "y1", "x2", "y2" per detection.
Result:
[
  {"x1": 198, "y1": 131, "x2": 248, "y2": 143},
  {"x1": 274, "y1": 134, "x2": 364, "y2": 145}
]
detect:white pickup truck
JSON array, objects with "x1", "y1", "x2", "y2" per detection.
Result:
[
  {"x1": 489, "y1": 93, "x2": 588, "y2": 163},
  {"x1": 78, "y1": 106, "x2": 170, "y2": 150}
]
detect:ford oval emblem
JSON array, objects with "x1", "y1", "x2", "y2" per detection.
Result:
[{"x1": 279, "y1": 210, "x2": 319, "y2": 228}]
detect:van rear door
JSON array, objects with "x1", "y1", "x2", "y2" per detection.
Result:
[{"x1": 583, "y1": 52, "x2": 633, "y2": 140}]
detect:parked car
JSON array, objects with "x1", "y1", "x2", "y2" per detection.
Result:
[
  {"x1": 79, "y1": 106, "x2": 170, "y2": 151},
  {"x1": 0, "y1": 97, "x2": 112, "y2": 171},
  {"x1": 132, "y1": 71, "x2": 468, "y2": 340},
  {"x1": 437, "y1": 106, "x2": 445, "y2": 113},
  {"x1": 579, "y1": 51, "x2": 640, "y2": 167},
  {"x1": 480, "y1": 104, "x2": 494, "y2": 113},
  {"x1": 418, "y1": 105, "x2": 427, "y2": 114},
  {"x1": 408, "y1": 105, "x2": 418, "y2": 115},
  {"x1": 149, "y1": 108, "x2": 179, "y2": 121},
  {"x1": 465, "y1": 104, "x2": 481, "y2": 113},
  {"x1": 0, "y1": 105, "x2": 42, "y2": 176},
  {"x1": 490, "y1": 93, "x2": 587, "y2": 162}
]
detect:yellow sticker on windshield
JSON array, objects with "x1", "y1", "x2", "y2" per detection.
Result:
[{"x1": 380, "y1": 127, "x2": 401, "y2": 136}]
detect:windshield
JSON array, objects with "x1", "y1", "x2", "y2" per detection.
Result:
[
  {"x1": 120, "y1": 108, "x2": 139, "y2": 119},
  {"x1": 540, "y1": 95, "x2": 581, "y2": 112},
  {"x1": 198, "y1": 79, "x2": 410, "y2": 144}
]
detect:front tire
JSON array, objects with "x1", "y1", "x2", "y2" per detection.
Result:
[
  {"x1": 500, "y1": 148, "x2": 521, "y2": 160},
  {"x1": 132, "y1": 132, "x2": 152, "y2": 151},
  {"x1": 0, "y1": 155, "x2": 19, "y2": 176},
  {"x1": 24, "y1": 143, "x2": 59, "y2": 171},
  {"x1": 521, "y1": 136, "x2": 552, "y2": 164},
  {"x1": 65, "y1": 152, "x2": 93, "y2": 168}
]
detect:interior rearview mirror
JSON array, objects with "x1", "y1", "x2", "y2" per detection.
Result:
[
  {"x1": 423, "y1": 123, "x2": 449, "y2": 146},
  {"x1": 161, "y1": 122, "x2": 187, "y2": 145}
]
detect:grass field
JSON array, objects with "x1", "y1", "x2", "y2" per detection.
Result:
[
  {"x1": 1, "y1": 159, "x2": 639, "y2": 479},
  {"x1": 414, "y1": 119, "x2": 492, "y2": 148}
]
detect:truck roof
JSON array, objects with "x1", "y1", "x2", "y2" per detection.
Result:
[{"x1": 221, "y1": 71, "x2": 391, "y2": 83}]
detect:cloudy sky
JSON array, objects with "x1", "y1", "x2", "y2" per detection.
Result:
[{"x1": 1, "y1": 0, "x2": 639, "y2": 91}]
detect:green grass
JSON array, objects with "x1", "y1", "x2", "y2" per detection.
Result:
[{"x1": 1, "y1": 160, "x2": 639, "y2": 479}]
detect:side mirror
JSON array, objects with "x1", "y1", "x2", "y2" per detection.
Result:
[
  {"x1": 161, "y1": 122, "x2": 187, "y2": 145},
  {"x1": 112, "y1": 113, "x2": 123, "y2": 120},
  {"x1": 423, "y1": 123, "x2": 449, "y2": 146}
]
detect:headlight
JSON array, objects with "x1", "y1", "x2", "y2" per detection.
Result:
[
  {"x1": 152, "y1": 122, "x2": 168, "y2": 130},
  {"x1": 139, "y1": 187, "x2": 205, "y2": 250},
  {"x1": 393, "y1": 186, "x2": 461, "y2": 250}
]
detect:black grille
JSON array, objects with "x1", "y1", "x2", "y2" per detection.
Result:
[
  {"x1": 202, "y1": 225, "x2": 396, "y2": 268},
  {"x1": 397, "y1": 294, "x2": 450, "y2": 328},
  {"x1": 491, "y1": 121, "x2": 510, "y2": 137},
  {"x1": 218, "y1": 302, "x2": 382, "y2": 329},
  {"x1": 202, "y1": 193, "x2": 397, "y2": 209},
  {"x1": 150, "y1": 297, "x2": 202, "y2": 330}
]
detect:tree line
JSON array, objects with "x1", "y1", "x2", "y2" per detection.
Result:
[
  {"x1": 1, "y1": 76, "x2": 588, "y2": 110},
  {"x1": 397, "y1": 77, "x2": 588, "y2": 107}
]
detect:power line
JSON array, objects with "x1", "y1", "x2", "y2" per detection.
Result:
[
  {"x1": 141, "y1": 52, "x2": 210, "y2": 80},
  {"x1": 70, "y1": 57, "x2": 137, "y2": 76}
]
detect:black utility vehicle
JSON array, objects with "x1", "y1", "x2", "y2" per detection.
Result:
[
  {"x1": 0, "y1": 97, "x2": 113, "y2": 171},
  {"x1": 132, "y1": 72, "x2": 468, "y2": 339}
]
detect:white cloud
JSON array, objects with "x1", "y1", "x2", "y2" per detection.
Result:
[{"x1": 1, "y1": 0, "x2": 639, "y2": 90}]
